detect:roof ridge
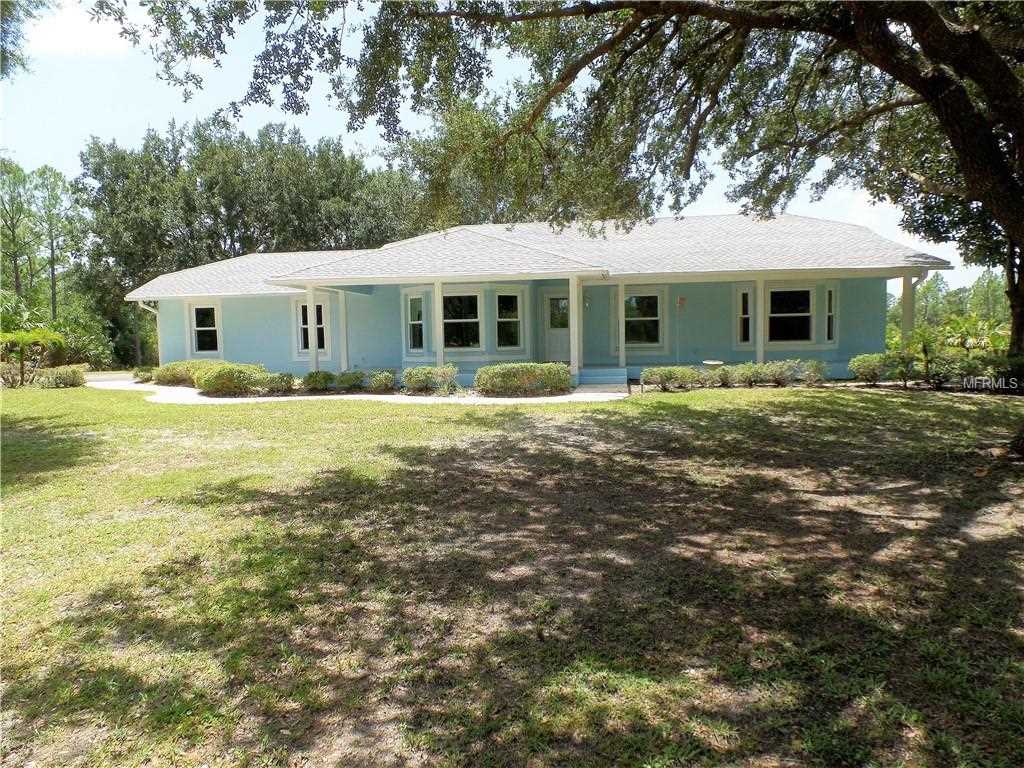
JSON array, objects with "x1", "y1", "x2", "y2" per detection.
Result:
[
  {"x1": 269, "y1": 246, "x2": 381, "y2": 280},
  {"x1": 379, "y1": 226, "x2": 470, "y2": 250},
  {"x1": 470, "y1": 227, "x2": 606, "y2": 271}
]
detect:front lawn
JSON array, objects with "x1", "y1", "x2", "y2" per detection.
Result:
[{"x1": 2, "y1": 387, "x2": 1022, "y2": 767}]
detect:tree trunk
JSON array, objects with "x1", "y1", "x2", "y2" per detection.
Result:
[
  {"x1": 48, "y1": 234, "x2": 57, "y2": 321},
  {"x1": 10, "y1": 253, "x2": 22, "y2": 297},
  {"x1": 1007, "y1": 240, "x2": 1023, "y2": 357}
]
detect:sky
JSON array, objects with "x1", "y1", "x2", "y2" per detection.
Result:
[{"x1": 2, "y1": 2, "x2": 983, "y2": 294}]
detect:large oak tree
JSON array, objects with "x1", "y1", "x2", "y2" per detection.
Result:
[{"x1": 94, "y1": 0, "x2": 1024, "y2": 351}]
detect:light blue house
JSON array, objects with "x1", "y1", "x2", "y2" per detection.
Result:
[{"x1": 127, "y1": 215, "x2": 950, "y2": 385}]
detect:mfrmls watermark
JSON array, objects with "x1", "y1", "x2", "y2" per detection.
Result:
[{"x1": 962, "y1": 376, "x2": 1021, "y2": 391}]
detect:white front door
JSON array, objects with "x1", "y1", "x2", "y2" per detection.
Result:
[{"x1": 545, "y1": 296, "x2": 570, "y2": 361}]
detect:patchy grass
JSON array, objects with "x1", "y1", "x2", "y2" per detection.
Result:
[{"x1": 2, "y1": 386, "x2": 1023, "y2": 767}]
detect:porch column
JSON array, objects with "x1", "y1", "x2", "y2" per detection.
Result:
[
  {"x1": 569, "y1": 275, "x2": 581, "y2": 379},
  {"x1": 617, "y1": 280, "x2": 626, "y2": 369},
  {"x1": 337, "y1": 289, "x2": 349, "y2": 371},
  {"x1": 901, "y1": 274, "x2": 916, "y2": 346},
  {"x1": 306, "y1": 285, "x2": 319, "y2": 373},
  {"x1": 433, "y1": 279, "x2": 444, "y2": 366},
  {"x1": 755, "y1": 277, "x2": 766, "y2": 363}
]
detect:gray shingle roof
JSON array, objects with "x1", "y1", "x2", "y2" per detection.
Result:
[{"x1": 126, "y1": 214, "x2": 950, "y2": 300}]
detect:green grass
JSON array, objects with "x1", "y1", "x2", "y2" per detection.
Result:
[{"x1": 3, "y1": 386, "x2": 1023, "y2": 767}]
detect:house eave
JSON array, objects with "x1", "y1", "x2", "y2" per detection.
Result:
[{"x1": 265, "y1": 269, "x2": 610, "y2": 288}]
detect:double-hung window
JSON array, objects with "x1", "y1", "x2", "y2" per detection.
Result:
[
  {"x1": 768, "y1": 289, "x2": 813, "y2": 342},
  {"x1": 826, "y1": 288, "x2": 836, "y2": 342},
  {"x1": 624, "y1": 294, "x2": 661, "y2": 345},
  {"x1": 496, "y1": 294, "x2": 521, "y2": 348},
  {"x1": 443, "y1": 294, "x2": 481, "y2": 348},
  {"x1": 737, "y1": 289, "x2": 752, "y2": 345},
  {"x1": 407, "y1": 296, "x2": 424, "y2": 351},
  {"x1": 298, "y1": 301, "x2": 327, "y2": 353},
  {"x1": 191, "y1": 305, "x2": 219, "y2": 353}
]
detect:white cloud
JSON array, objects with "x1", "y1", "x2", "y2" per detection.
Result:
[{"x1": 26, "y1": 2, "x2": 133, "y2": 59}]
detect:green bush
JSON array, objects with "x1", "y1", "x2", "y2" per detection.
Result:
[
  {"x1": 367, "y1": 369, "x2": 396, "y2": 393},
  {"x1": 848, "y1": 353, "x2": 887, "y2": 385},
  {"x1": 335, "y1": 371, "x2": 366, "y2": 391},
  {"x1": 133, "y1": 366, "x2": 154, "y2": 383},
  {"x1": 402, "y1": 364, "x2": 458, "y2": 394},
  {"x1": 473, "y1": 362, "x2": 571, "y2": 396},
  {"x1": 302, "y1": 370, "x2": 336, "y2": 391},
  {"x1": 733, "y1": 362, "x2": 764, "y2": 387},
  {"x1": 264, "y1": 372, "x2": 295, "y2": 394},
  {"x1": 695, "y1": 367, "x2": 720, "y2": 388},
  {"x1": 715, "y1": 365, "x2": 737, "y2": 387},
  {"x1": 193, "y1": 362, "x2": 271, "y2": 396},
  {"x1": 923, "y1": 350, "x2": 962, "y2": 390},
  {"x1": 36, "y1": 365, "x2": 86, "y2": 388},
  {"x1": 801, "y1": 360, "x2": 828, "y2": 387},
  {"x1": 883, "y1": 351, "x2": 918, "y2": 388},
  {"x1": 764, "y1": 359, "x2": 800, "y2": 387},
  {"x1": 152, "y1": 359, "x2": 221, "y2": 386},
  {"x1": 640, "y1": 366, "x2": 699, "y2": 391}
]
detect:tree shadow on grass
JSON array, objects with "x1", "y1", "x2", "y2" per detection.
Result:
[
  {"x1": 1, "y1": 413, "x2": 106, "y2": 491},
  {"x1": 5, "y1": 389, "x2": 1023, "y2": 766}
]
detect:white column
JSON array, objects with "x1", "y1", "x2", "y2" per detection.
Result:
[
  {"x1": 433, "y1": 280, "x2": 444, "y2": 366},
  {"x1": 337, "y1": 290, "x2": 349, "y2": 371},
  {"x1": 569, "y1": 275, "x2": 581, "y2": 379},
  {"x1": 306, "y1": 285, "x2": 319, "y2": 372},
  {"x1": 901, "y1": 274, "x2": 916, "y2": 346},
  {"x1": 755, "y1": 277, "x2": 766, "y2": 363},
  {"x1": 617, "y1": 280, "x2": 626, "y2": 369}
]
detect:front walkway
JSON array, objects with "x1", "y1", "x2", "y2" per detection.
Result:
[{"x1": 85, "y1": 375, "x2": 629, "y2": 405}]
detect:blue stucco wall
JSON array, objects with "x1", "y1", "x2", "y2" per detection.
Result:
[{"x1": 155, "y1": 276, "x2": 887, "y2": 380}]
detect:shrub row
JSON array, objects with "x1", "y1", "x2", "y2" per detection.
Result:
[
  {"x1": 849, "y1": 350, "x2": 1024, "y2": 390},
  {"x1": 402, "y1": 364, "x2": 458, "y2": 394},
  {"x1": 301, "y1": 369, "x2": 397, "y2": 393},
  {"x1": 473, "y1": 362, "x2": 571, "y2": 397},
  {"x1": 36, "y1": 365, "x2": 87, "y2": 389},
  {"x1": 641, "y1": 360, "x2": 826, "y2": 391}
]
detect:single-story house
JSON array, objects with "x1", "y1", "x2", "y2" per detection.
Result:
[{"x1": 126, "y1": 214, "x2": 951, "y2": 385}]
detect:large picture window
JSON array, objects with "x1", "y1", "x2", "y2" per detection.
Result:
[
  {"x1": 192, "y1": 306, "x2": 218, "y2": 353},
  {"x1": 624, "y1": 294, "x2": 660, "y2": 345},
  {"x1": 496, "y1": 293, "x2": 521, "y2": 348},
  {"x1": 768, "y1": 289, "x2": 812, "y2": 342},
  {"x1": 407, "y1": 295, "x2": 424, "y2": 350},
  {"x1": 443, "y1": 294, "x2": 481, "y2": 348}
]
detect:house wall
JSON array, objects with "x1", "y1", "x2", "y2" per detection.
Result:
[{"x1": 154, "y1": 276, "x2": 886, "y2": 380}]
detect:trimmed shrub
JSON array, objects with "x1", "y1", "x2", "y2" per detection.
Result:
[
  {"x1": 883, "y1": 351, "x2": 918, "y2": 388},
  {"x1": 367, "y1": 369, "x2": 396, "y2": 393},
  {"x1": 193, "y1": 362, "x2": 270, "y2": 396},
  {"x1": 335, "y1": 371, "x2": 366, "y2": 391},
  {"x1": 848, "y1": 353, "x2": 886, "y2": 385},
  {"x1": 303, "y1": 370, "x2": 336, "y2": 391},
  {"x1": 801, "y1": 360, "x2": 828, "y2": 387},
  {"x1": 764, "y1": 359, "x2": 800, "y2": 387},
  {"x1": 733, "y1": 362, "x2": 764, "y2": 387},
  {"x1": 133, "y1": 366, "x2": 154, "y2": 383},
  {"x1": 715, "y1": 365, "x2": 737, "y2": 387},
  {"x1": 641, "y1": 366, "x2": 676, "y2": 391},
  {"x1": 36, "y1": 365, "x2": 86, "y2": 388},
  {"x1": 923, "y1": 350, "x2": 961, "y2": 390},
  {"x1": 264, "y1": 372, "x2": 295, "y2": 394},
  {"x1": 402, "y1": 364, "x2": 458, "y2": 394},
  {"x1": 152, "y1": 359, "x2": 221, "y2": 386},
  {"x1": 474, "y1": 362, "x2": 571, "y2": 396}
]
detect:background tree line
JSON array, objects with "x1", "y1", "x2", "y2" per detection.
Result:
[{"x1": 1, "y1": 116, "x2": 491, "y2": 367}]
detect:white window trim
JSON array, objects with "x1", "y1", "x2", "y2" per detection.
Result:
[
  {"x1": 619, "y1": 285, "x2": 668, "y2": 353},
  {"x1": 405, "y1": 293, "x2": 427, "y2": 355},
  {"x1": 441, "y1": 288, "x2": 484, "y2": 352},
  {"x1": 495, "y1": 290, "x2": 525, "y2": 351},
  {"x1": 766, "y1": 284, "x2": 815, "y2": 346},
  {"x1": 290, "y1": 294, "x2": 332, "y2": 362},
  {"x1": 185, "y1": 300, "x2": 223, "y2": 359},
  {"x1": 733, "y1": 283, "x2": 755, "y2": 350},
  {"x1": 825, "y1": 284, "x2": 839, "y2": 344}
]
